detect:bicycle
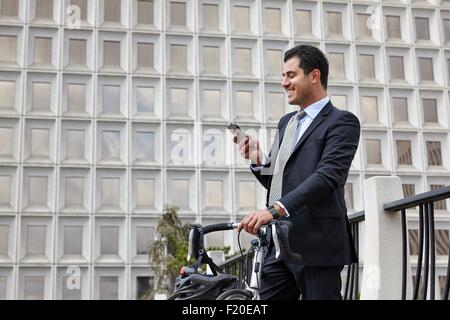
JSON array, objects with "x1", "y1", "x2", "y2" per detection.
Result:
[
  {"x1": 216, "y1": 220, "x2": 302, "y2": 300},
  {"x1": 167, "y1": 219, "x2": 301, "y2": 300}
]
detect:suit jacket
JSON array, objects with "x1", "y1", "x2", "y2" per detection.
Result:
[{"x1": 252, "y1": 101, "x2": 360, "y2": 266}]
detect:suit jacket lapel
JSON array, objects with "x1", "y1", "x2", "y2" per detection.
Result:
[{"x1": 290, "y1": 102, "x2": 333, "y2": 155}]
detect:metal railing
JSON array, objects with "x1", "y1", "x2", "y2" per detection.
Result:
[
  {"x1": 219, "y1": 185, "x2": 450, "y2": 300},
  {"x1": 344, "y1": 210, "x2": 365, "y2": 300},
  {"x1": 219, "y1": 250, "x2": 254, "y2": 288},
  {"x1": 384, "y1": 185, "x2": 450, "y2": 300}
]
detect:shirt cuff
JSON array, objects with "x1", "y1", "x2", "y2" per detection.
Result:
[
  {"x1": 250, "y1": 154, "x2": 269, "y2": 171},
  {"x1": 276, "y1": 201, "x2": 290, "y2": 217}
]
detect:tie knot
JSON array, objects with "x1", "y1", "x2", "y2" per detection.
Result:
[{"x1": 296, "y1": 108, "x2": 306, "y2": 121}]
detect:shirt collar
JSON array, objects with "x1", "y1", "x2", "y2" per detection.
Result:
[{"x1": 300, "y1": 96, "x2": 330, "y2": 120}]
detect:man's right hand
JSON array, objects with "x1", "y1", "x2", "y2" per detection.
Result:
[{"x1": 233, "y1": 134, "x2": 263, "y2": 165}]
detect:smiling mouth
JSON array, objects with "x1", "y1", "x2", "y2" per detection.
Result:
[{"x1": 287, "y1": 90, "x2": 294, "y2": 97}]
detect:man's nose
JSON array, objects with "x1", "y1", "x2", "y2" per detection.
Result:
[{"x1": 281, "y1": 78, "x2": 289, "y2": 88}]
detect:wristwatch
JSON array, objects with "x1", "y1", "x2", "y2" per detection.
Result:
[{"x1": 267, "y1": 205, "x2": 280, "y2": 220}]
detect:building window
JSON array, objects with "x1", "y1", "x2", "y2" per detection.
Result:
[
  {"x1": 0, "y1": 225, "x2": 8, "y2": 255},
  {"x1": 356, "y1": 13, "x2": 371, "y2": 39},
  {"x1": 0, "y1": 0, "x2": 19, "y2": 17},
  {"x1": 32, "y1": 82, "x2": 51, "y2": 112},
  {"x1": 267, "y1": 92, "x2": 285, "y2": 120},
  {"x1": 62, "y1": 275, "x2": 81, "y2": 300},
  {"x1": 328, "y1": 53, "x2": 345, "y2": 79},
  {"x1": 402, "y1": 184, "x2": 415, "y2": 197},
  {"x1": 137, "y1": 42, "x2": 154, "y2": 69},
  {"x1": 24, "y1": 276, "x2": 44, "y2": 300},
  {"x1": 0, "y1": 35, "x2": 17, "y2": 63},
  {"x1": 202, "y1": 46, "x2": 220, "y2": 73},
  {"x1": 27, "y1": 225, "x2": 46, "y2": 255},
  {"x1": 408, "y1": 230, "x2": 419, "y2": 255},
  {"x1": 103, "y1": 41, "x2": 120, "y2": 68},
  {"x1": 0, "y1": 128, "x2": 13, "y2": 158},
  {"x1": 392, "y1": 97, "x2": 408, "y2": 123},
  {"x1": 266, "y1": 49, "x2": 283, "y2": 77},
  {"x1": 102, "y1": 85, "x2": 120, "y2": 114},
  {"x1": 415, "y1": 17, "x2": 430, "y2": 41},
  {"x1": 327, "y1": 12, "x2": 342, "y2": 36},
  {"x1": 239, "y1": 181, "x2": 256, "y2": 209},
  {"x1": 65, "y1": 129, "x2": 85, "y2": 160},
  {"x1": 331, "y1": 94, "x2": 347, "y2": 110},
  {"x1": 264, "y1": 7, "x2": 281, "y2": 33},
  {"x1": 344, "y1": 183, "x2": 354, "y2": 210},
  {"x1": 63, "y1": 226, "x2": 82, "y2": 255},
  {"x1": 366, "y1": 139, "x2": 382, "y2": 164},
  {"x1": 359, "y1": 54, "x2": 375, "y2": 80},
  {"x1": 386, "y1": 15, "x2": 401, "y2": 39},
  {"x1": 170, "y1": 44, "x2": 187, "y2": 72},
  {"x1": 101, "y1": 177, "x2": 120, "y2": 206},
  {"x1": 136, "y1": 277, "x2": 153, "y2": 300},
  {"x1": 137, "y1": 0, "x2": 153, "y2": 25},
  {"x1": 136, "y1": 226, "x2": 154, "y2": 255},
  {"x1": 67, "y1": 83, "x2": 86, "y2": 113},
  {"x1": 102, "y1": 130, "x2": 120, "y2": 161},
  {"x1": 135, "y1": 131, "x2": 155, "y2": 162},
  {"x1": 435, "y1": 229, "x2": 449, "y2": 254},
  {"x1": 233, "y1": 6, "x2": 250, "y2": 32},
  {"x1": 202, "y1": 89, "x2": 221, "y2": 117},
  {"x1": 30, "y1": 128, "x2": 50, "y2": 158},
  {"x1": 65, "y1": 177, "x2": 84, "y2": 207},
  {"x1": 444, "y1": 19, "x2": 450, "y2": 42},
  {"x1": 34, "y1": 37, "x2": 52, "y2": 65},
  {"x1": 0, "y1": 176, "x2": 11, "y2": 205},
  {"x1": 235, "y1": 90, "x2": 253, "y2": 118},
  {"x1": 396, "y1": 140, "x2": 412, "y2": 165},
  {"x1": 0, "y1": 81, "x2": 15, "y2": 110},
  {"x1": 170, "y1": 179, "x2": 189, "y2": 209},
  {"x1": 99, "y1": 276, "x2": 118, "y2": 300},
  {"x1": 430, "y1": 185, "x2": 447, "y2": 210},
  {"x1": 389, "y1": 56, "x2": 405, "y2": 80},
  {"x1": 418, "y1": 57, "x2": 434, "y2": 81},
  {"x1": 170, "y1": 1, "x2": 186, "y2": 27},
  {"x1": 28, "y1": 176, "x2": 47, "y2": 205},
  {"x1": 422, "y1": 98, "x2": 438, "y2": 124},
  {"x1": 202, "y1": 4, "x2": 219, "y2": 31},
  {"x1": 100, "y1": 226, "x2": 119, "y2": 255},
  {"x1": 104, "y1": 0, "x2": 121, "y2": 23},
  {"x1": 234, "y1": 47, "x2": 252, "y2": 75},
  {"x1": 35, "y1": 0, "x2": 53, "y2": 19},
  {"x1": 361, "y1": 96, "x2": 378, "y2": 123},
  {"x1": 69, "y1": 39, "x2": 86, "y2": 66},
  {"x1": 136, "y1": 86, "x2": 154, "y2": 113},
  {"x1": 69, "y1": 0, "x2": 87, "y2": 21},
  {"x1": 169, "y1": 88, "x2": 188, "y2": 116},
  {"x1": 136, "y1": 178, "x2": 154, "y2": 208},
  {"x1": 205, "y1": 180, "x2": 223, "y2": 209},
  {"x1": 426, "y1": 141, "x2": 442, "y2": 166},
  {"x1": 295, "y1": 10, "x2": 312, "y2": 35}
]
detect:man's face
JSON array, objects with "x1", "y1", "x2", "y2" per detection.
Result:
[{"x1": 281, "y1": 56, "x2": 311, "y2": 106}]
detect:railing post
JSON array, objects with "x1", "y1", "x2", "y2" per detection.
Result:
[{"x1": 360, "y1": 176, "x2": 413, "y2": 300}]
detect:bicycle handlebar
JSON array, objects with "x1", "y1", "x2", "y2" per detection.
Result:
[{"x1": 201, "y1": 223, "x2": 239, "y2": 235}]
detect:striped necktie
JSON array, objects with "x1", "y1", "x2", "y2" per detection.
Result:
[{"x1": 268, "y1": 109, "x2": 307, "y2": 205}]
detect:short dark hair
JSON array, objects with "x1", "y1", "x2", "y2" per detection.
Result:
[{"x1": 284, "y1": 44, "x2": 329, "y2": 89}]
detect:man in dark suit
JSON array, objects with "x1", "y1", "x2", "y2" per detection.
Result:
[{"x1": 234, "y1": 45, "x2": 360, "y2": 300}]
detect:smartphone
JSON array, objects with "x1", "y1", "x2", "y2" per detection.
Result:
[{"x1": 227, "y1": 123, "x2": 248, "y2": 143}]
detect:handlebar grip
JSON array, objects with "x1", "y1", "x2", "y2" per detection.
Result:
[{"x1": 202, "y1": 223, "x2": 236, "y2": 235}]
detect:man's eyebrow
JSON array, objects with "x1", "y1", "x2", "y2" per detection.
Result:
[{"x1": 282, "y1": 71, "x2": 296, "y2": 76}]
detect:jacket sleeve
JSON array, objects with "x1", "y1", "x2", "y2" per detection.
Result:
[
  {"x1": 279, "y1": 111, "x2": 361, "y2": 215},
  {"x1": 250, "y1": 115, "x2": 287, "y2": 190}
]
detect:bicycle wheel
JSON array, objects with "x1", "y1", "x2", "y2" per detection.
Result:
[{"x1": 216, "y1": 289, "x2": 254, "y2": 300}]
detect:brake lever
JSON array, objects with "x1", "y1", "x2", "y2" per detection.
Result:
[{"x1": 271, "y1": 222, "x2": 281, "y2": 259}]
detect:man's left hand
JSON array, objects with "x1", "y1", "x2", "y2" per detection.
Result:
[{"x1": 238, "y1": 208, "x2": 273, "y2": 235}]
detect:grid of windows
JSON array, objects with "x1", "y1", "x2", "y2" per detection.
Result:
[{"x1": 0, "y1": 0, "x2": 449, "y2": 300}]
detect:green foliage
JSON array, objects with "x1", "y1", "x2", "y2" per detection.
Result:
[{"x1": 148, "y1": 206, "x2": 192, "y2": 296}]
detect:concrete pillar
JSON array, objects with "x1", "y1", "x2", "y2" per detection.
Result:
[{"x1": 360, "y1": 176, "x2": 413, "y2": 300}]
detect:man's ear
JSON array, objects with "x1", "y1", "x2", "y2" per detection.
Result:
[{"x1": 310, "y1": 69, "x2": 321, "y2": 84}]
